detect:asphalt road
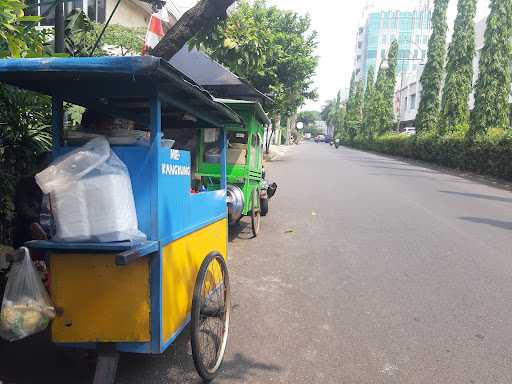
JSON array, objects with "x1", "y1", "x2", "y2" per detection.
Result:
[{"x1": 2, "y1": 142, "x2": 512, "y2": 383}]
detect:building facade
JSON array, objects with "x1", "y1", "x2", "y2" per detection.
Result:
[
  {"x1": 354, "y1": 4, "x2": 432, "y2": 83},
  {"x1": 395, "y1": 16, "x2": 491, "y2": 128},
  {"x1": 27, "y1": 0, "x2": 178, "y2": 29}
]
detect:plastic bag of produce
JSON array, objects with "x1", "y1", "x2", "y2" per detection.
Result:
[{"x1": 0, "y1": 248, "x2": 55, "y2": 341}]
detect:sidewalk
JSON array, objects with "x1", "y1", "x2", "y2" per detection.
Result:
[{"x1": 264, "y1": 144, "x2": 290, "y2": 162}]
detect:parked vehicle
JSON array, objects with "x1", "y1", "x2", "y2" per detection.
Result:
[
  {"x1": 403, "y1": 127, "x2": 416, "y2": 136},
  {"x1": 0, "y1": 56, "x2": 236, "y2": 383},
  {"x1": 196, "y1": 99, "x2": 277, "y2": 237}
]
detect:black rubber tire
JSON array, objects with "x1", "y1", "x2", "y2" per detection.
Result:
[
  {"x1": 250, "y1": 188, "x2": 261, "y2": 237},
  {"x1": 191, "y1": 252, "x2": 230, "y2": 382},
  {"x1": 260, "y1": 197, "x2": 269, "y2": 217}
]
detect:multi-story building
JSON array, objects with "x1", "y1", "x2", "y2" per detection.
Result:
[
  {"x1": 354, "y1": 2, "x2": 432, "y2": 83},
  {"x1": 395, "y1": 15, "x2": 490, "y2": 128}
]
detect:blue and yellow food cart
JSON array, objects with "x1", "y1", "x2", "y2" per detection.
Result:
[{"x1": 0, "y1": 56, "x2": 239, "y2": 383}]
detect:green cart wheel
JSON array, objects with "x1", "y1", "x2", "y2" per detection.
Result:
[{"x1": 250, "y1": 188, "x2": 261, "y2": 237}]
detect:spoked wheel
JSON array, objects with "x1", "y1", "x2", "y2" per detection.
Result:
[
  {"x1": 250, "y1": 188, "x2": 261, "y2": 237},
  {"x1": 191, "y1": 252, "x2": 231, "y2": 382}
]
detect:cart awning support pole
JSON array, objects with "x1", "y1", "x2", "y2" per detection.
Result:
[{"x1": 220, "y1": 127, "x2": 227, "y2": 190}]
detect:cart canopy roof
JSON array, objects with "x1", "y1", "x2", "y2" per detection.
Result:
[
  {"x1": 170, "y1": 46, "x2": 273, "y2": 107},
  {"x1": 0, "y1": 56, "x2": 242, "y2": 129},
  {"x1": 214, "y1": 98, "x2": 270, "y2": 126}
]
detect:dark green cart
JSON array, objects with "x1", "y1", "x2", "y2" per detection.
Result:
[{"x1": 196, "y1": 99, "x2": 276, "y2": 237}]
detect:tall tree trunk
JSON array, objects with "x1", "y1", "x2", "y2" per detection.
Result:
[
  {"x1": 272, "y1": 115, "x2": 281, "y2": 146},
  {"x1": 286, "y1": 112, "x2": 298, "y2": 145},
  {"x1": 150, "y1": 0, "x2": 235, "y2": 60}
]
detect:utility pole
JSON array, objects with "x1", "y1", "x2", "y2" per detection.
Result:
[{"x1": 54, "y1": 0, "x2": 65, "y2": 53}]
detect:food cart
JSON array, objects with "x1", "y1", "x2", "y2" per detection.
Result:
[
  {"x1": 0, "y1": 56, "x2": 241, "y2": 383},
  {"x1": 196, "y1": 99, "x2": 275, "y2": 237}
]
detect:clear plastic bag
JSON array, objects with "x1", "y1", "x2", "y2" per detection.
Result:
[
  {"x1": 35, "y1": 136, "x2": 146, "y2": 242},
  {"x1": 0, "y1": 248, "x2": 55, "y2": 341},
  {"x1": 35, "y1": 136, "x2": 110, "y2": 194}
]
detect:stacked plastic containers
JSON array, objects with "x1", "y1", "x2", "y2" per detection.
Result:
[{"x1": 36, "y1": 137, "x2": 145, "y2": 242}]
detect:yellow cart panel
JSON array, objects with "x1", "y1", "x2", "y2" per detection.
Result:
[
  {"x1": 50, "y1": 254, "x2": 151, "y2": 343},
  {"x1": 162, "y1": 218, "x2": 228, "y2": 343}
]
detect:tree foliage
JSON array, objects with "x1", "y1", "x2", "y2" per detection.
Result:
[
  {"x1": 362, "y1": 41, "x2": 398, "y2": 138},
  {"x1": 321, "y1": 92, "x2": 345, "y2": 138},
  {"x1": 376, "y1": 40, "x2": 398, "y2": 134},
  {"x1": 0, "y1": 86, "x2": 52, "y2": 236},
  {"x1": 440, "y1": 0, "x2": 476, "y2": 134},
  {"x1": 298, "y1": 110, "x2": 320, "y2": 129},
  {"x1": 362, "y1": 65, "x2": 375, "y2": 138},
  {"x1": 470, "y1": 0, "x2": 512, "y2": 136},
  {"x1": 0, "y1": 0, "x2": 47, "y2": 57},
  {"x1": 62, "y1": 10, "x2": 145, "y2": 56},
  {"x1": 192, "y1": 0, "x2": 318, "y2": 117},
  {"x1": 416, "y1": 0, "x2": 449, "y2": 133}
]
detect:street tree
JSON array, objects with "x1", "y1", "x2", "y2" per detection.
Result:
[
  {"x1": 440, "y1": 0, "x2": 477, "y2": 134},
  {"x1": 470, "y1": 0, "x2": 512, "y2": 136},
  {"x1": 343, "y1": 79, "x2": 364, "y2": 141},
  {"x1": 416, "y1": 0, "x2": 449, "y2": 133},
  {"x1": 298, "y1": 110, "x2": 321, "y2": 132},
  {"x1": 376, "y1": 40, "x2": 398, "y2": 135},
  {"x1": 362, "y1": 65, "x2": 375, "y2": 138},
  {"x1": 192, "y1": 0, "x2": 318, "y2": 145}
]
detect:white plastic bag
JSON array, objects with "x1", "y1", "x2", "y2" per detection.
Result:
[
  {"x1": 35, "y1": 137, "x2": 110, "y2": 194},
  {"x1": 36, "y1": 136, "x2": 146, "y2": 242},
  {"x1": 0, "y1": 248, "x2": 55, "y2": 341}
]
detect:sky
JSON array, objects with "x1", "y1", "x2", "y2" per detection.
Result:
[{"x1": 170, "y1": 0, "x2": 491, "y2": 111}]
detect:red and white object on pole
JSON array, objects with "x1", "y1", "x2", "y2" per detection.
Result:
[{"x1": 143, "y1": 8, "x2": 169, "y2": 53}]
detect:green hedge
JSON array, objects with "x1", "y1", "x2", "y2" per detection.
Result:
[{"x1": 346, "y1": 129, "x2": 512, "y2": 180}]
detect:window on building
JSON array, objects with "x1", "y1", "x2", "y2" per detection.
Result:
[
  {"x1": 358, "y1": 41, "x2": 362, "y2": 49},
  {"x1": 399, "y1": 49, "x2": 410, "y2": 59},
  {"x1": 367, "y1": 34, "x2": 379, "y2": 48},
  {"x1": 381, "y1": 49, "x2": 386, "y2": 59},
  {"x1": 382, "y1": 35, "x2": 387, "y2": 44},
  {"x1": 414, "y1": 50, "x2": 419, "y2": 59},
  {"x1": 32, "y1": 0, "x2": 106, "y2": 25},
  {"x1": 415, "y1": 35, "x2": 420, "y2": 44},
  {"x1": 399, "y1": 32, "x2": 412, "y2": 45},
  {"x1": 424, "y1": 11, "x2": 431, "y2": 28},
  {"x1": 413, "y1": 64, "x2": 418, "y2": 72},
  {"x1": 410, "y1": 94, "x2": 417, "y2": 110},
  {"x1": 421, "y1": 50, "x2": 427, "y2": 59},
  {"x1": 367, "y1": 49, "x2": 377, "y2": 59},
  {"x1": 423, "y1": 35, "x2": 428, "y2": 44}
]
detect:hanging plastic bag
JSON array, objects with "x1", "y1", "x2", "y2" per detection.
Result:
[{"x1": 0, "y1": 248, "x2": 55, "y2": 341}]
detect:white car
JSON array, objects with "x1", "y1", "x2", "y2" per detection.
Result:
[{"x1": 404, "y1": 127, "x2": 416, "y2": 136}]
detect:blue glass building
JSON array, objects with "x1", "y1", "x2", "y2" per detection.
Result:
[{"x1": 354, "y1": 8, "x2": 432, "y2": 83}]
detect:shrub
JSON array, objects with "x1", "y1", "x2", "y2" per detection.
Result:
[{"x1": 343, "y1": 130, "x2": 512, "y2": 181}]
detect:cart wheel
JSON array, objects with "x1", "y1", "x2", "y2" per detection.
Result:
[
  {"x1": 191, "y1": 252, "x2": 230, "y2": 382},
  {"x1": 260, "y1": 196, "x2": 269, "y2": 217},
  {"x1": 250, "y1": 188, "x2": 261, "y2": 237}
]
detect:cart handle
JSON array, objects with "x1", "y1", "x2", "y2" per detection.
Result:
[{"x1": 115, "y1": 242, "x2": 159, "y2": 266}]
